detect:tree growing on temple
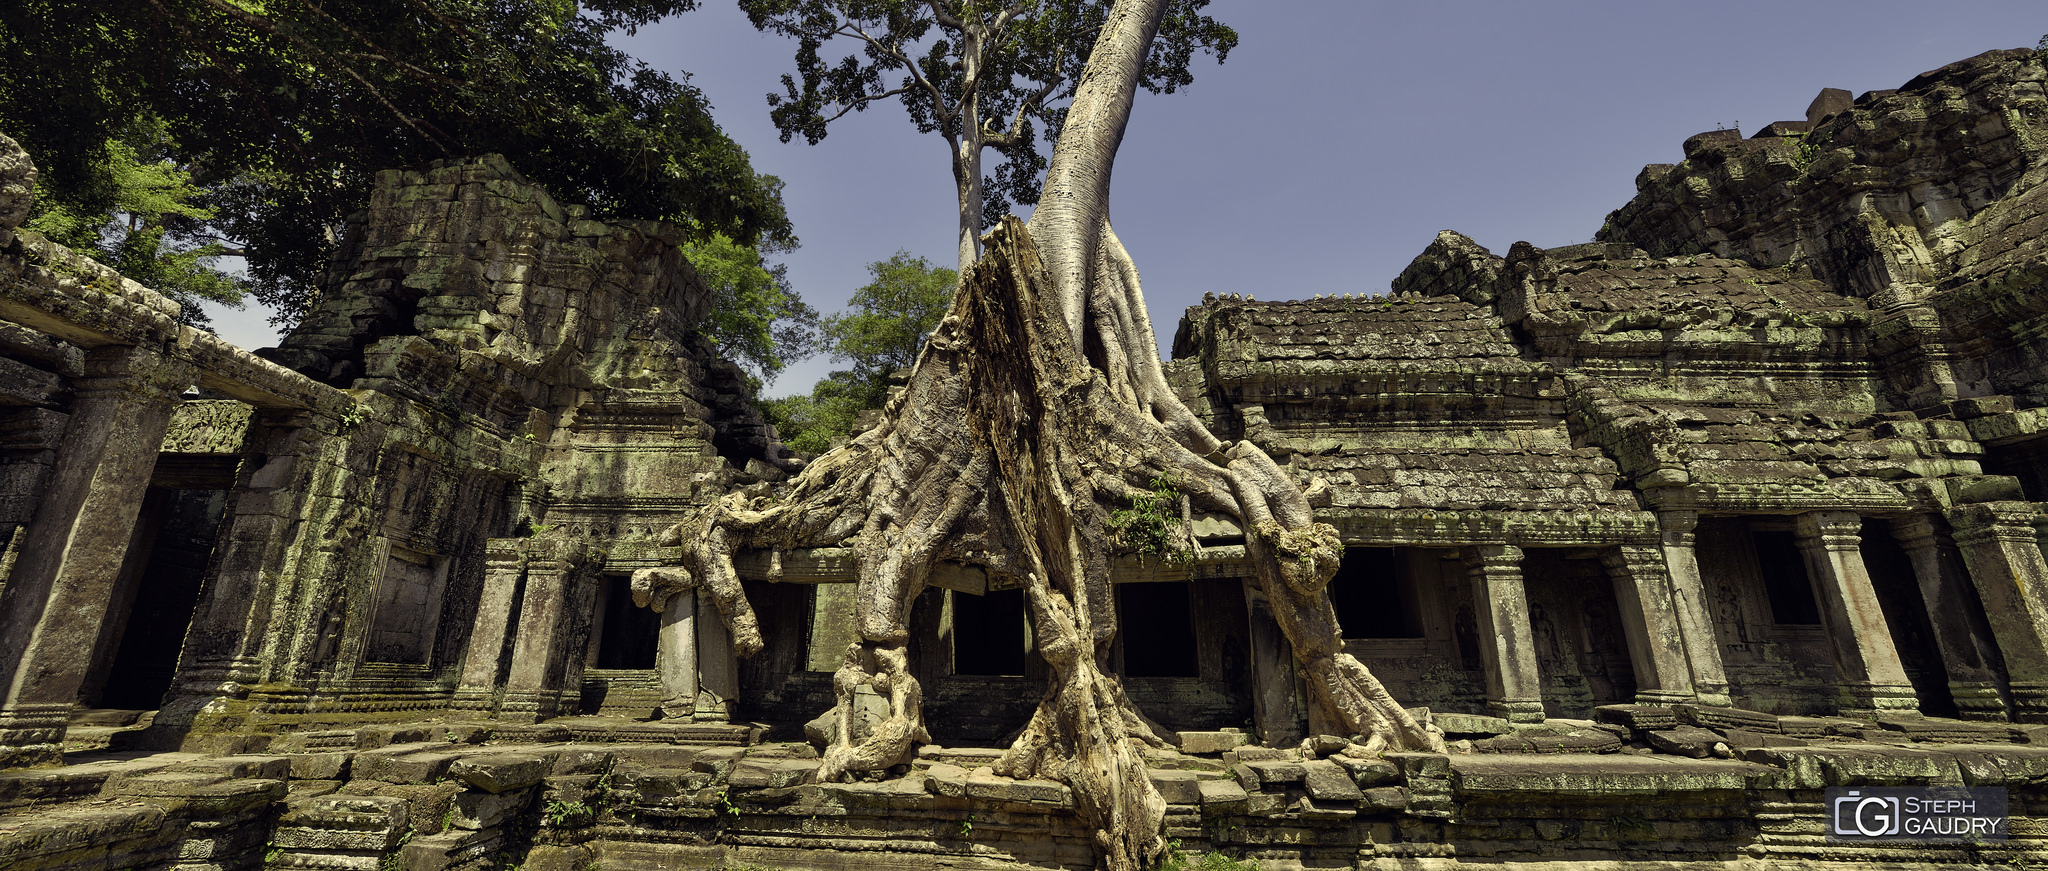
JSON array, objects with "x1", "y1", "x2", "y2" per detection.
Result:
[
  {"x1": 636, "y1": 3, "x2": 1443, "y2": 868},
  {"x1": 739, "y1": 0, "x2": 1235, "y2": 271}
]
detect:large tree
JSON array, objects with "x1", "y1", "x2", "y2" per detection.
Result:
[
  {"x1": 740, "y1": 0, "x2": 1235, "y2": 272},
  {"x1": 638, "y1": 2, "x2": 1441, "y2": 868},
  {"x1": 0, "y1": 0, "x2": 795, "y2": 330}
]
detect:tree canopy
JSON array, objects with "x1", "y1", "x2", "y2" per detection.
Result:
[
  {"x1": 0, "y1": 0, "x2": 796, "y2": 329},
  {"x1": 685, "y1": 233, "x2": 818, "y2": 382},
  {"x1": 739, "y1": 0, "x2": 1235, "y2": 270},
  {"x1": 764, "y1": 251, "x2": 954, "y2": 452}
]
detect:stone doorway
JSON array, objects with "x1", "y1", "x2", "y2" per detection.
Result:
[{"x1": 79, "y1": 485, "x2": 230, "y2": 711}]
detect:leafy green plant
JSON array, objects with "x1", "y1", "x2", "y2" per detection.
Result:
[
  {"x1": 543, "y1": 798, "x2": 591, "y2": 828},
  {"x1": 1107, "y1": 473, "x2": 1190, "y2": 564}
]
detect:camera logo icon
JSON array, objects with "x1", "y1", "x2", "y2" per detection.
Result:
[{"x1": 1833, "y1": 790, "x2": 1902, "y2": 837}]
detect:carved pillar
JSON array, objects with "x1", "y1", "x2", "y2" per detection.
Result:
[
  {"x1": 451, "y1": 541, "x2": 528, "y2": 712},
  {"x1": 1243, "y1": 583, "x2": 1303, "y2": 745},
  {"x1": 0, "y1": 346, "x2": 190, "y2": 765},
  {"x1": 656, "y1": 591, "x2": 701, "y2": 720},
  {"x1": 1601, "y1": 544, "x2": 1697, "y2": 705},
  {"x1": 500, "y1": 539, "x2": 597, "y2": 721},
  {"x1": 1657, "y1": 511, "x2": 1733, "y2": 707},
  {"x1": 692, "y1": 587, "x2": 737, "y2": 721},
  {"x1": 1463, "y1": 544, "x2": 1544, "y2": 723},
  {"x1": 1946, "y1": 503, "x2": 2048, "y2": 721},
  {"x1": 1891, "y1": 514, "x2": 2008, "y2": 721},
  {"x1": 1794, "y1": 511, "x2": 1919, "y2": 717},
  {"x1": 169, "y1": 409, "x2": 323, "y2": 701}
]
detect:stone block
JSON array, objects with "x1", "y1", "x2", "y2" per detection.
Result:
[
  {"x1": 1646, "y1": 727, "x2": 1728, "y2": 759},
  {"x1": 1196, "y1": 778, "x2": 1248, "y2": 814},
  {"x1": 1362, "y1": 786, "x2": 1410, "y2": 811},
  {"x1": 449, "y1": 754, "x2": 550, "y2": 793},
  {"x1": 1306, "y1": 734, "x2": 1351, "y2": 756},
  {"x1": 1225, "y1": 746, "x2": 1290, "y2": 764},
  {"x1": 1177, "y1": 730, "x2": 1247, "y2": 755},
  {"x1": 1332, "y1": 756, "x2": 1399, "y2": 787},
  {"x1": 727, "y1": 758, "x2": 816, "y2": 790},
  {"x1": 924, "y1": 762, "x2": 970, "y2": 798},
  {"x1": 1299, "y1": 759, "x2": 1363, "y2": 802},
  {"x1": 174, "y1": 754, "x2": 292, "y2": 780},
  {"x1": 1433, "y1": 713, "x2": 1512, "y2": 736},
  {"x1": 1674, "y1": 704, "x2": 1779, "y2": 733},
  {"x1": 1146, "y1": 769, "x2": 1200, "y2": 805},
  {"x1": 1383, "y1": 752, "x2": 1450, "y2": 779},
  {"x1": 1593, "y1": 704, "x2": 1678, "y2": 731},
  {"x1": 352, "y1": 747, "x2": 460, "y2": 784},
  {"x1": 290, "y1": 752, "x2": 352, "y2": 781},
  {"x1": 964, "y1": 773, "x2": 1069, "y2": 806},
  {"x1": 1243, "y1": 760, "x2": 1305, "y2": 788},
  {"x1": 1244, "y1": 792, "x2": 1287, "y2": 816},
  {"x1": 452, "y1": 786, "x2": 534, "y2": 829}
]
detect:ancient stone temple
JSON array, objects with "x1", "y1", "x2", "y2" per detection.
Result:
[{"x1": 5, "y1": 44, "x2": 2048, "y2": 871}]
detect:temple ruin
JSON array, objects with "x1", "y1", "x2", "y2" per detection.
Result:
[{"x1": 2, "y1": 44, "x2": 2048, "y2": 871}]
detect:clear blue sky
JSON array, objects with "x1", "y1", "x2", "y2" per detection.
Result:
[{"x1": 199, "y1": 2, "x2": 2048, "y2": 398}]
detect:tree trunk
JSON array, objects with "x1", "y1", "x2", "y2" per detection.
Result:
[{"x1": 642, "y1": 1, "x2": 1443, "y2": 867}]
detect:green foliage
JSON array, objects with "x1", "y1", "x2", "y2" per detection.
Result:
[
  {"x1": 685, "y1": 232, "x2": 818, "y2": 381},
  {"x1": 761, "y1": 252, "x2": 954, "y2": 452},
  {"x1": 1159, "y1": 839, "x2": 1258, "y2": 871},
  {"x1": 1, "y1": 0, "x2": 793, "y2": 331},
  {"x1": 543, "y1": 798, "x2": 592, "y2": 827},
  {"x1": 739, "y1": 0, "x2": 1235, "y2": 234},
  {"x1": 25, "y1": 120, "x2": 246, "y2": 328},
  {"x1": 1107, "y1": 473, "x2": 1188, "y2": 564},
  {"x1": 821, "y1": 252, "x2": 957, "y2": 379}
]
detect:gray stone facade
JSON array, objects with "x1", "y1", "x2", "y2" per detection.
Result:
[{"x1": 5, "y1": 45, "x2": 2048, "y2": 871}]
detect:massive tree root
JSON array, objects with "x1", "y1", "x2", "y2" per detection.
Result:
[
  {"x1": 642, "y1": 219, "x2": 1439, "y2": 871},
  {"x1": 634, "y1": 3, "x2": 1439, "y2": 868}
]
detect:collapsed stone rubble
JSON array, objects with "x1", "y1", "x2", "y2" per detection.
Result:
[{"x1": 3, "y1": 44, "x2": 2048, "y2": 871}]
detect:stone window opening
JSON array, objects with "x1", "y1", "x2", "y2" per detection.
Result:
[
  {"x1": 1752, "y1": 527, "x2": 1824, "y2": 626},
  {"x1": 1115, "y1": 582, "x2": 1199, "y2": 678},
  {"x1": 1332, "y1": 547, "x2": 1425, "y2": 639},
  {"x1": 950, "y1": 587, "x2": 1028, "y2": 677}
]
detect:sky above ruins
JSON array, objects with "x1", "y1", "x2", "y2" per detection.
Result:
[{"x1": 198, "y1": 1, "x2": 2048, "y2": 397}]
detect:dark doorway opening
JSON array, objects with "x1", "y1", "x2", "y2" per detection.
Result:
[
  {"x1": 953, "y1": 588, "x2": 1026, "y2": 676},
  {"x1": 1118, "y1": 583, "x2": 1198, "y2": 677},
  {"x1": 87, "y1": 486, "x2": 228, "y2": 710},
  {"x1": 1754, "y1": 529, "x2": 1824, "y2": 625},
  {"x1": 1331, "y1": 547, "x2": 1424, "y2": 638},
  {"x1": 595, "y1": 577, "x2": 659, "y2": 670}
]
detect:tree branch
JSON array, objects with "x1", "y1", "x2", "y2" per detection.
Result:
[{"x1": 190, "y1": 0, "x2": 458, "y2": 154}]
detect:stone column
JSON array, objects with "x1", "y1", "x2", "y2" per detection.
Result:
[
  {"x1": 0, "y1": 346, "x2": 191, "y2": 766},
  {"x1": 692, "y1": 587, "x2": 737, "y2": 722},
  {"x1": 1891, "y1": 514, "x2": 2008, "y2": 720},
  {"x1": 500, "y1": 539, "x2": 595, "y2": 721},
  {"x1": 450, "y1": 541, "x2": 528, "y2": 712},
  {"x1": 1794, "y1": 511, "x2": 1919, "y2": 717},
  {"x1": 1946, "y1": 503, "x2": 2048, "y2": 720},
  {"x1": 656, "y1": 591, "x2": 701, "y2": 720},
  {"x1": 1242, "y1": 584, "x2": 1303, "y2": 746},
  {"x1": 1657, "y1": 511, "x2": 1733, "y2": 706},
  {"x1": 1601, "y1": 544, "x2": 1698, "y2": 705},
  {"x1": 169, "y1": 409, "x2": 321, "y2": 701},
  {"x1": 1463, "y1": 545, "x2": 1544, "y2": 723}
]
